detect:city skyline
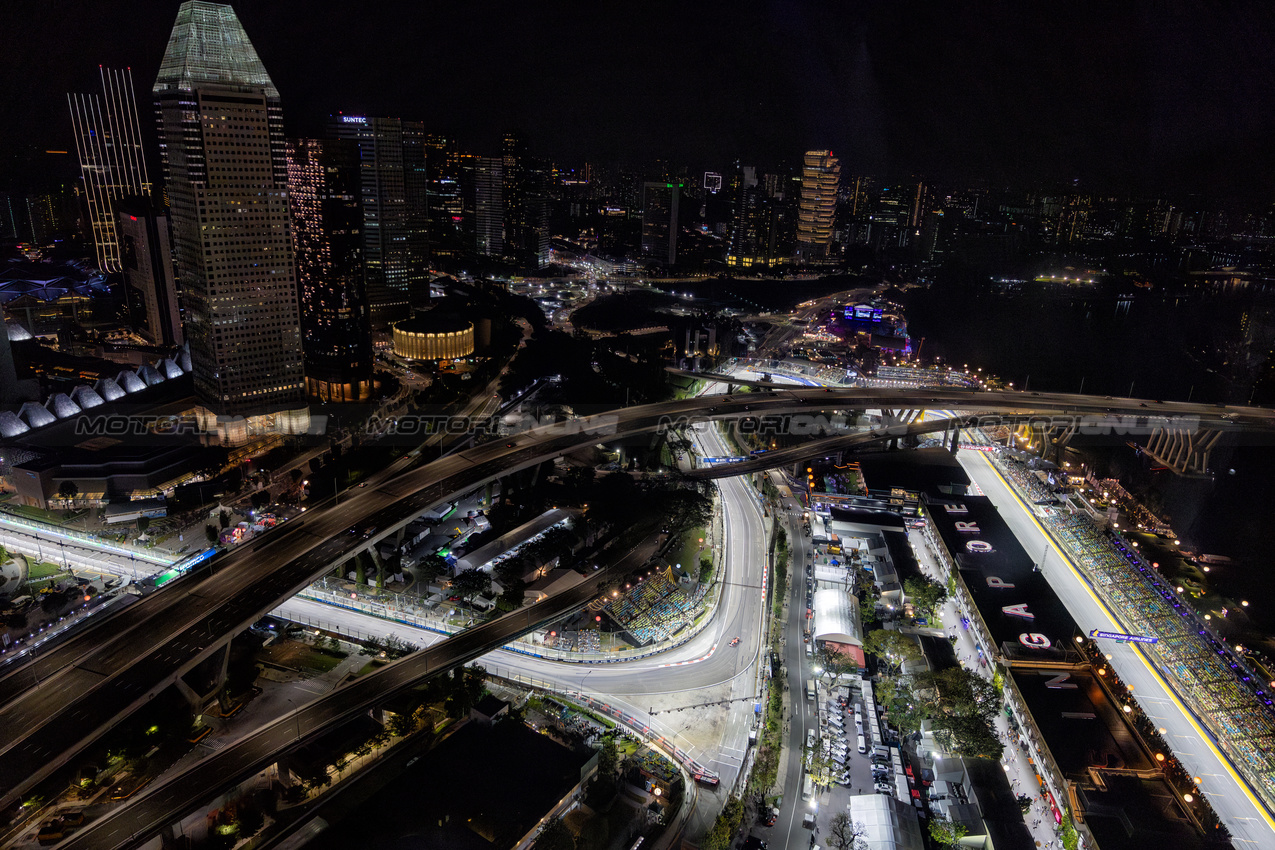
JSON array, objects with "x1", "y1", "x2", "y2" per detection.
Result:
[
  {"x1": 5, "y1": 2, "x2": 1275, "y2": 198},
  {"x1": 6, "y1": 3, "x2": 1275, "y2": 848}
]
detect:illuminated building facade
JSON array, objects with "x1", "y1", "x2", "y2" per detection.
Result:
[
  {"x1": 797, "y1": 149, "x2": 840, "y2": 261},
  {"x1": 328, "y1": 115, "x2": 429, "y2": 326},
  {"x1": 286, "y1": 138, "x2": 374, "y2": 403},
  {"x1": 153, "y1": 0, "x2": 305, "y2": 418},
  {"x1": 67, "y1": 67, "x2": 152, "y2": 272},
  {"x1": 474, "y1": 156, "x2": 504, "y2": 257},
  {"x1": 114, "y1": 197, "x2": 182, "y2": 346},
  {"x1": 641, "y1": 182, "x2": 681, "y2": 266},
  {"x1": 425, "y1": 134, "x2": 465, "y2": 260},
  {"x1": 392, "y1": 315, "x2": 474, "y2": 361}
]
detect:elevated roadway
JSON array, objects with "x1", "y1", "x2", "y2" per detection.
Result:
[
  {"x1": 4, "y1": 387, "x2": 1274, "y2": 808},
  {"x1": 57, "y1": 542, "x2": 645, "y2": 850}
]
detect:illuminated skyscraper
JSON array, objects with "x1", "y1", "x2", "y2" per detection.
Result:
[
  {"x1": 329, "y1": 115, "x2": 428, "y2": 326},
  {"x1": 796, "y1": 150, "x2": 840, "y2": 261},
  {"x1": 67, "y1": 67, "x2": 152, "y2": 272},
  {"x1": 153, "y1": 1, "x2": 305, "y2": 417},
  {"x1": 642, "y1": 182, "x2": 681, "y2": 266},
  {"x1": 474, "y1": 156, "x2": 504, "y2": 257},
  {"x1": 115, "y1": 197, "x2": 182, "y2": 347},
  {"x1": 424, "y1": 134, "x2": 465, "y2": 260},
  {"x1": 502, "y1": 132, "x2": 526, "y2": 255},
  {"x1": 286, "y1": 138, "x2": 373, "y2": 403}
]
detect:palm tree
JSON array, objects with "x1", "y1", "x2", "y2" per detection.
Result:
[{"x1": 58, "y1": 480, "x2": 79, "y2": 508}]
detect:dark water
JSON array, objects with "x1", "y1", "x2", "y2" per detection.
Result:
[
  {"x1": 907, "y1": 283, "x2": 1275, "y2": 638},
  {"x1": 906, "y1": 283, "x2": 1249, "y2": 402}
]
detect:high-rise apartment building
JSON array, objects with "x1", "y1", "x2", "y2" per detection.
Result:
[
  {"x1": 153, "y1": 1, "x2": 305, "y2": 417},
  {"x1": 67, "y1": 67, "x2": 152, "y2": 272},
  {"x1": 115, "y1": 197, "x2": 182, "y2": 347},
  {"x1": 796, "y1": 150, "x2": 840, "y2": 261},
  {"x1": 286, "y1": 138, "x2": 374, "y2": 403},
  {"x1": 641, "y1": 182, "x2": 681, "y2": 266},
  {"x1": 328, "y1": 115, "x2": 428, "y2": 326},
  {"x1": 474, "y1": 157, "x2": 504, "y2": 257}
]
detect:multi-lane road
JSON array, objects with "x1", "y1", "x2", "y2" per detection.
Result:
[
  {"x1": 7, "y1": 384, "x2": 1275, "y2": 829},
  {"x1": 56, "y1": 379, "x2": 776, "y2": 847}
]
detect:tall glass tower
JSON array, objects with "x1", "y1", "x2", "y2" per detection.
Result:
[
  {"x1": 641, "y1": 182, "x2": 680, "y2": 266},
  {"x1": 153, "y1": 1, "x2": 305, "y2": 420},
  {"x1": 67, "y1": 67, "x2": 152, "y2": 273},
  {"x1": 328, "y1": 115, "x2": 429, "y2": 327}
]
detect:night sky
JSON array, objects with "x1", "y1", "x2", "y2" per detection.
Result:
[{"x1": 5, "y1": 1, "x2": 1275, "y2": 197}]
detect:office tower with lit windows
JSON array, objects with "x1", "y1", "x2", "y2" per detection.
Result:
[
  {"x1": 402, "y1": 121, "x2": 429, "y2": 293},
  {"x1": 328, "y1": 115, "x2": 428, "y2": 326},
  {"x1": 286, "y1": 138, "x2": 374, "y2": 403},
  {"x1": 502, "y1": 132, "x2": 526, "y2": 256},
  {"x1": 796, "y1": 149, "x2": 839, "y2": 261},
  {"x1": 153, "y1": 0, "x2": 305, "y2": 418},
  {"x1": 425, "y1": 134, "x2": 464, "y2": 260},
  {"x1": 115, "y1": 197, "x2": 182, "y2": 347},
  {"x1": 474, "y1": 156, "x2": 504, "y2": 257},
  {"x1": 641, "y1": 181, "x2": 680, "y2": 266},
  {"x1": 67, "y1": 67, "x2": 152, "y2": 272}
]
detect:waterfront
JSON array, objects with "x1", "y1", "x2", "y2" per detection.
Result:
[{"x1": 908, "y1": 282, "x2": 1275, "y2": 646}]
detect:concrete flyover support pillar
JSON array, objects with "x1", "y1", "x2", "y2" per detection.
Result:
[
  {"x1": 175, "y1": 640, "x2": 233, "y2": 714},
  {"x1": 1143, "y1": 426, "x2": 1221, "y2": 477}
]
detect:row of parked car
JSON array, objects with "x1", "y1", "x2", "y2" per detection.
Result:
[{"x1": 824, "y1": 695, "x2": 896, "y2": 794}]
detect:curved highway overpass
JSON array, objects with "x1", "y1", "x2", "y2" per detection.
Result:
[{"x1": 4, "y1": 387, "x2": 1275, "y2": 810}]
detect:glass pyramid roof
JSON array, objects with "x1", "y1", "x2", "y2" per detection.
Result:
[{"x1": 153, "y1": 1, "x2": 278, "y2": 97}]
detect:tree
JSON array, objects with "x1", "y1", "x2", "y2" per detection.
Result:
[
  {"x1": 219, "y1": 510, "x2": 232, "y2": 530},
  {"x1": 941, "y1": 667, "x2": 999, "y2": 718},
  {"x1": 590, "y1": 735, "x2": 619, "y2": 804},
  {"x1": 658, "y1": 488, "x2": 713, "y2": 533},
  {"x1": 858, "y1": 589, "x2": 879, "y2": 629},
  {"x1": 137, "y1": 516, "x2": 150, "y2": 536},
  {"x1": 205, "y1": 524, "x2": 219, "y2": 545},
  {"x1": 598, "y1": 734, "x2": 619, "y2": 776},
  {"x1": 808, "y1": 746, "x2": 837, "y2": 788},
  {"x1": 58, "y1": 480, "x2": 79, "y2": 506},
  {"x1": 826, "y1": 813, "x2": 869, "y2": 850},
  {"x1": 904, "y1": 575, "x2": 947, "y2": 620},
  {"x1": 910, "y1": 667, "x2": 1005, "y2": 760},
  {"x1": 932, "y1": 712, "x2": 1004, "y2": 760},
  {"x1": 417, "y1": 553, "x2": 450, "y2": 582},
  {"x1": 387, "y1": 707, "x2": 419, "y2": 738},
  {"x1": 862, "y1": 629, "x2": 922, "y2": 672},
  {"x1": 928, "y1": 815, "x2": 968, "y2": 848},
  {"x1": 814, "y1": 646, "x2": 857, "y2": 686},
  {"x1": 450, "y1": 568, "x2": 492, "y2": 603},
  {"x1": 531, "y1": 817, "x2": 575, "y2": 850}
]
